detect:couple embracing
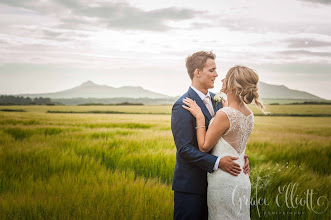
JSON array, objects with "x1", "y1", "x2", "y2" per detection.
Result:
[{"x1": 171, "y1": 51, "x2": 264, "y2": 220}]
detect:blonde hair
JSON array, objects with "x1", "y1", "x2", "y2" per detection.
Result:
[
  {"x1": 186, "y1": 51, "x2": 216, "y2": 80},
  {"x1": 222, "y1": 65, "x2": 265, "y2": 113}
]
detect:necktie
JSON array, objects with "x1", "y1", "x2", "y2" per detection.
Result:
[{"x1": 203, "y1": 96, "x2": 214, "y2": 117}]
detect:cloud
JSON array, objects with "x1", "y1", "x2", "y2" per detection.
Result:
[
  {"x1": 0, "y1": 0, "x2": 83, "y2": 12},
  {"x1": 201, "y1": 1, "x2": 331, "y2": 36},
  {"x1": 216, "y1": 17, "x2": 331, "y2": 36},
  {"x1": 1, "y1": 1, "x2": 200, "y2": 31},
  {"x1": 40, "y1": 28, "x2": 89, "y2": 42},
  {"x1": 299, "y1": 0, "x2": 331, "y2": 5},
  {"x1": 43, "y1": 29, "x2": 62, "y2": 37},
  {"x1": 285, "y1": 38, "x2": 331, "y2": 48},
  {"x1": 279, "y1": 50, "x2": 331, "y2": 57},
  {"x1": 0, "y1": 0, "x2": 35, "y2": 9},
  {"x1": 0, "y1": 39, "x2": 9, "y2": 45},
  {"x1": 72, "y1": 3, "x2": 199, "y2": 31},
  {"x1": 256, "y1": 62, "x2": 331, "y2": 74}
]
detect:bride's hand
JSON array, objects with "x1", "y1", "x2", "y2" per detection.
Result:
[{"x1": 182, "y1": 98, "x2": 204, "y2": 119}]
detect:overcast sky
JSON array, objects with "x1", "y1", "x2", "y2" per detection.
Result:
[{"x1": 0, "y1": 0, "x2": 330, "y2": 99}]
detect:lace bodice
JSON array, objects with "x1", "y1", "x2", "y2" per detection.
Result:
[
  {"x1": 207, "y1": 107, "x2": 253, "y2": 220},
  {"x1": 215, "y1": 107, "x2": 254, "y2": 155}
]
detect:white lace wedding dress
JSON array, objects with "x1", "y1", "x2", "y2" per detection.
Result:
[{"x1": 207, "y1": 107, "x2": 254, "y2": 220}]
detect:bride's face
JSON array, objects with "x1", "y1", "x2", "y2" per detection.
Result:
[
  {"x1": 221, "y1": 78, "x2": 227, "y2": 93},
  {"x1": 221, "y1": 77, "x2": 233, "y2": 94}
]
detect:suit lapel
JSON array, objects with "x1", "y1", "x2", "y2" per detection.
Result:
[
  {"x1": 210, "y1": 93, "x2": 217, "y2": 113},
  {"x1": 210, "y1": 92, "x2": 223, "y2": 113},
  {"x1": 188, "y1": 87, "x2": 212, "y2": 121}
]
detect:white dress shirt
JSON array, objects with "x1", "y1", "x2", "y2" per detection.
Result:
[{"x1": 190, "y1": 85, "x2": 220, "y2": 171}]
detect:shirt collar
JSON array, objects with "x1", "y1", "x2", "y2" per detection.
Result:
[{"x1": 190, "y1": 85, "x2": 211, "y2": 100}]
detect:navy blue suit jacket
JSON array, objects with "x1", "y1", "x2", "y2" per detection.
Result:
[{"x1": 171, "y1": 87, "x2": 222, "y2": 195}]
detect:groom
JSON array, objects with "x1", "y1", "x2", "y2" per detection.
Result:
[{"x1": 171, "y1": 51, "x2": 250, "y2": 220}]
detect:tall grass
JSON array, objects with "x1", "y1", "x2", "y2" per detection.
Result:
[
  {"x1": 2, "y1": 104, "x2": 331, "y2": 116},
  {"x1": 0, "y1": 106, "x2": 330, "y2": 219}
]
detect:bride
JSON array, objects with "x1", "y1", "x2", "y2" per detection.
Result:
[{"x1": 182, "y1": 66, "x2": 264, "y2": 219}]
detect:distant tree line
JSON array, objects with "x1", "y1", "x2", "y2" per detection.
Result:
[
  {"x1": 78, "y1": 102, "x2": 144, "y2": 106},
  {"x1": 268, "y1": 101, "x2": 330, "y2": 105},
  {"x1": 0, "y1": 95, "x2": 55, "y2": 105},
  {"x1": 53, "y1": 97, "x2": 174, "y2": 105},
  {"x1": 287, "y1": 101, "x2": 331, "y2": 105}
]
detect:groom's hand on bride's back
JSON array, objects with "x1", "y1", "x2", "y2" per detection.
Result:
[
  {"x1": 218, "y1": 156, "x2": 241, "y2": 176},
  {"x1": 243, "y1": 154, "x2": 250, "y2": 176}
]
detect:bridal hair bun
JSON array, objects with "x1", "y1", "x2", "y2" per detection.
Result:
[
  {"x1": 242, "y1": 84, "x2": 257, "y2": 104},
  {"x1": 222, "y1": 65, "x2": 265, "y2": 113}
]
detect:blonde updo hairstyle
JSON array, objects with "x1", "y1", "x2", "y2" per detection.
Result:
[{"x1": 222, "y1": 65, "x2": 265, "y2": 113}]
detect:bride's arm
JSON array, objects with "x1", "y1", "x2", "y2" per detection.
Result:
[
  {"x1": 182, "y1": 98, "x2": 230, "y2": 152},
  {"x1": 200, "y1": 111, "x2": 229, "y2": 152},
  {"x1": 195, "y1": 114, "x2": 206, "y2": 151}
]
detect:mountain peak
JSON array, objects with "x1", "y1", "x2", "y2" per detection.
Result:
[
  {"x1": 16, "y1": 81, "x2": 322, "y2": 100},
  {"x1": 81, "y1": 80, "x2": 98, "y2": 86}
]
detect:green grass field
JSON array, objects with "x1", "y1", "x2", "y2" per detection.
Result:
[
  {"x1": 0, "y1": 105, "x2": 330, "y2": 219},
  {"x1": 1, "y1": 104, "x2": 331, "y2": 116}
]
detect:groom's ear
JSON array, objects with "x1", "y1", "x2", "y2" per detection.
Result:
[{"x1": 194, "y1": 69, "x2": 200, "y2": 78}]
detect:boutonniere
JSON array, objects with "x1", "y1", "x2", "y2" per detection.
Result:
[{"x1": 213, "y1": 92, "x2": 227, "y2": 105}]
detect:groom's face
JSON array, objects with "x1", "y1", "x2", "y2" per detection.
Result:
[{"x1": 197, "y1": 58, "x2": 218, "y2": 89}]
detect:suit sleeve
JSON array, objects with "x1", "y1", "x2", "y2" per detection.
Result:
[{"x1": 171, "y1": 102, "x2": 218, "y2": 173}]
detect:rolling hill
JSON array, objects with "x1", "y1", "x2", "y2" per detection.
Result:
[
  {"x1": 258, "y1": 82, "x2": 322, "y2": 100},
  {"x1": 15, "y1": 80, "x2": 324, "y2": 105},
  {"x1": 19, "y1": 81, "x2": 171, "y2": 99}
]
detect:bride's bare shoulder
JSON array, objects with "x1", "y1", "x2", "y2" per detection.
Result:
[{"x1": 213, "y1": 110, "x2": 230, "y2": 126}]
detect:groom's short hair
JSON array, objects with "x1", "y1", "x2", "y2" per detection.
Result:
[{"x1": 186, "y1": 51, "x2": 216, "y2": 80}]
